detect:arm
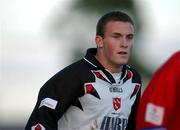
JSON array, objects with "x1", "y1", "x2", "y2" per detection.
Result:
[{"x1": 25, "y1": 70, "x2": 82, "y2": 130}]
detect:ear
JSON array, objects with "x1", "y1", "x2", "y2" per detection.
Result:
[{"x1": 95, "y1": 35, "x2": 103, "y2": 48}]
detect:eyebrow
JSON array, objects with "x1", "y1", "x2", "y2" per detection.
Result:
[{"x1": 111, "y1": 32, "x2": 134, "y2": 36}]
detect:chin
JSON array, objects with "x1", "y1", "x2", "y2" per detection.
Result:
[
  {"x1": 116, "y1": 62, "x2": 127, "y2": 66},
  {"x1": 118, "y1": 59, "x2": 128, "y2": 65}
]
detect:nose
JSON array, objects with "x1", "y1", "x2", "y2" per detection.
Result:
[{"x1": 120, "y1": 37, "x2": 128, "y2": 48}]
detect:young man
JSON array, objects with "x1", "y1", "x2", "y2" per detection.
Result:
[
  {"x1": 25, "y1": 11, "x2": 141, "y2": 130},
  {"x1": 136, "y1": 51, "x2": 180, "y2": 130}
]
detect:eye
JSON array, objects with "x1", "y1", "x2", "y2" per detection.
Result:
[
  {"x1": 127, "y1": 34, "x2": 134, "y2": 40},
  {"x1": 111, "y1": 33, "x2": 121, "y2": 39},
  {"x1": 112, "y1": 35, "x2": 120, "y2": 38}
]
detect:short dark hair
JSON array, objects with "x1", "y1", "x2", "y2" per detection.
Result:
[{"x1": 96, "y1": 11, "x2": 134, "y2": 37}]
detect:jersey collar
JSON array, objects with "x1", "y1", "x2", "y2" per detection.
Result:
[{"x1": 83, "y1": 48, "x2": 128, "y2": 83}]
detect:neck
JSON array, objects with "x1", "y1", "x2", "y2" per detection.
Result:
[{"x1": 95, "y1": 53, "x2": 123, "y2": 73}]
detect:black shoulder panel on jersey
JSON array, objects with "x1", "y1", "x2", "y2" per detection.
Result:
[
  {"x1": 25, "y1": 58, "x2": 96, "y2": 130},
  {"x1": 129, "y1": 67, "x2": 142, "y2": 84}
]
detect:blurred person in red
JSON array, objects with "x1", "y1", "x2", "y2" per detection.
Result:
[{"x1": 136, "y1": 51, "x2": 180, "y2": 130}]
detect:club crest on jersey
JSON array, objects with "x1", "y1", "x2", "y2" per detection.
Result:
[
  {"x1": 31, "y1": 123, "x2": 45, "y2": 130},
  {"x1": 113, "y1": 97, "x2": 121, "y2": 111}
]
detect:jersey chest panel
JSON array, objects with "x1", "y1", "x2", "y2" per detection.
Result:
[{"x1": 58, "y1": 73, "x2": 138, "y2": 130}]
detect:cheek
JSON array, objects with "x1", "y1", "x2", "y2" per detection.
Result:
[
  {"x1": 128, "y1": 43, "x2": 133, "y2": 51},
  {"x1": 105, "y1": 42, "x2": 115, "y2": 55}
]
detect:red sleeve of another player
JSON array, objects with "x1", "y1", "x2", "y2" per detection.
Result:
[{"x1": 136, "y1": 51, "x2": 180, "y2": 130}]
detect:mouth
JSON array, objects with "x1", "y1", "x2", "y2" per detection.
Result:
[{"x1": 118, "y1": 51, "x2": 127, "y2": 55}]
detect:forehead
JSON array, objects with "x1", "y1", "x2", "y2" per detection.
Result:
[{"x1": 104, "y1": 21, "x2": 134, "y2": 34}]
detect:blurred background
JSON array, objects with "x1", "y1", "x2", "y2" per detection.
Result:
[{"x1": 1, "y1": 0, "x2": 180, "y2": 129}]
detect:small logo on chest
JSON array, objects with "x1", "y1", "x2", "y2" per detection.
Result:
[
  {"x1": 109, "y1": 87, "x2": 123, "y2": 93},
  {"x1": 113, "y1": 97, "x2": 121, "y2": 111}
]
